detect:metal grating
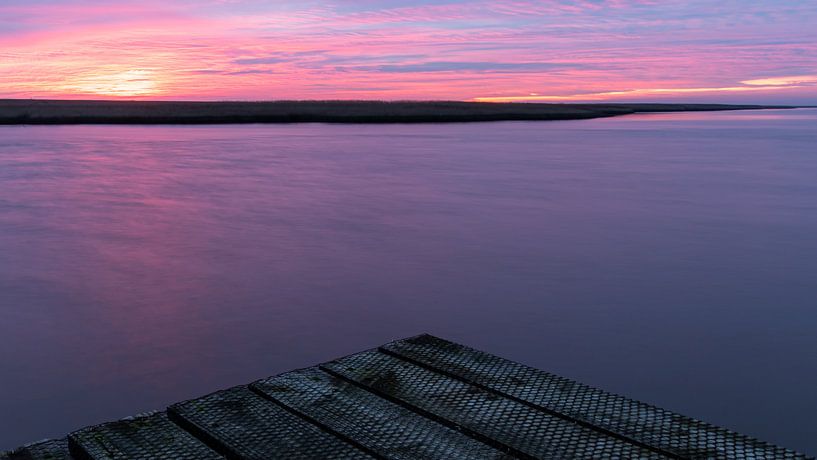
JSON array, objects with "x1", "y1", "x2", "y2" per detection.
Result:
[
  {"x1": 169, "y1": 385, "x2": 370, "y2": 460},
  {"x1": 252, "y1": 367, "x2": 513, "y2": 459},
  {"x1": 68, "y1": 412, "x2": 221, "y2": 460},
  {"x1": 382, "y1": 334, "x2": 810, "y2": 460},
  {"x1": 322, "y1": 349, "x2": 668, "y2": 460}
]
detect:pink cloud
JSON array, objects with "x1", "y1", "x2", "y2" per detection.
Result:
[{"x1": 0, "y1": 1, "x2": 814, "y2": 102}]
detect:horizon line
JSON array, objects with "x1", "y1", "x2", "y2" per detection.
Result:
[{"x1": 0, "y1": 98, "x2": 809, "y2": 107}]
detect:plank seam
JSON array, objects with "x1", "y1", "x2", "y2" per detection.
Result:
[
  {"x1": 165, "y1": 406, "x2": 243, "y2": 460},
  {"x1": 319, "y1": 362, "x2": 533, "y2": 460},
  {"x1": 379, "y1": 345, "x2": 682, "y2": 460},
  {"x1": 247, "y1": 377, "x2": 385, "y2": 460}
]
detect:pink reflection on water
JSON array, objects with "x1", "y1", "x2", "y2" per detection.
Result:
[{"x1": 4, "y1": 129, "x2": 226, "y2": 391}]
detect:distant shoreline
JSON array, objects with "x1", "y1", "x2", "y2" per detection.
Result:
[{"x1": 0, "y1": 100, "x2": 798, "y2": 125}]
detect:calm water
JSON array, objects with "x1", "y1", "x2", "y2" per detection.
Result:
[{"x1": 1, "y1": 109, "x2": 816, "y2": 454}]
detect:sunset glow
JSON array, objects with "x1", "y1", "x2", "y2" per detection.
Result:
[
  {"x1": 473, "y1": 84, "x2": 804, "y2": 103},
  {"x1": 57, "y1": 70, "x2": 162, "y2": 97},
  {"x1": 1, "y1": 0, "x2": 816, "y2": 103}
]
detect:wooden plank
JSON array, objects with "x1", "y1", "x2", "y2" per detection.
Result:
[
  {"x1": 1, "y1": 439, "x2": 72, "y2": 460},
  {"x1": 168, "y1": 385, "x2": 371, "y2": 460},
  {"x1": 322, "y1": 349, "x2": 667, "y2": 460},
  {"x1": 4, "y1": 335, "x2": 810, "y2": 459},
  {"x1": 251, "y1": 367, "x2": 513, "y2": 460},
  {"x1": 382, "y1": 334, "x2": 809, "y2": 460},
  {"x1": 68, "y1": 412, "x2": 221, "y2": 460}
]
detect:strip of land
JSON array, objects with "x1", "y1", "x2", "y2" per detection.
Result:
[{"x1": 0, "y1": 99, "x2": 796, "y2": 124}]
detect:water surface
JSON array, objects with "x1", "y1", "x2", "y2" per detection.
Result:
[{"x1": 1, "y1": 109, "x2": 816, "y2": 454}]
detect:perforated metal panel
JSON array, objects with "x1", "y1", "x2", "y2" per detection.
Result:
[
  {"x1": 68, "y1": 412, "x2": 221, "y2": 460},
  {"x1": 252, "y1": 367, "x2": 513, "y2": 459},
  {"x1": 169, "y1": 385, "x2": 370, "y2": 460},
  {"x1": 323, "y1": 349, "x2": 668, "y2": 460},
  {"x1": 382, "y1": 334, "x2": 810, "y2": 460}
]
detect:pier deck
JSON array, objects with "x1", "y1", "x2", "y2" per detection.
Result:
[{"x1": 2, "y1": 334, "x2": 809, "y2": 459}]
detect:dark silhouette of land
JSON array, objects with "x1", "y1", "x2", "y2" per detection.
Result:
[{"x1": 0, "y1": 99, "x2": 796, "y2": 124}]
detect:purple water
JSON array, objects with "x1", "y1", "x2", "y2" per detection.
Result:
[{"x1": 1, "y1": 109, "x2": 816, "y2": 454}]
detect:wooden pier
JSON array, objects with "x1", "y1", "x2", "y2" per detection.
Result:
[{"x1": 2, "y1": 334, "x2": 809, "y2": 459}]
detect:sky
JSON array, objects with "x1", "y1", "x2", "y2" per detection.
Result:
[{"x1": 0, "y1": 0, "x2": 815, "y2": 103}]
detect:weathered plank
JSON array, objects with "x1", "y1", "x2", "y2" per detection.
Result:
[
  {"x1": 322, "y1": 349, "x2": 667, "y2": 460},
  {"x1": 1, "y1": 439, "x2": 72, "y2": 460},
  {"x1": 68, "y1": 412, "x2": 221, "y2": 460},
  {"x1": 252, "y1": 367, "x2": 513, "y2": 460},
  {"x1": 4, "y1": 334, "x2": 810, "y2": 459},
  {"x1": 382, "y1": 334, "x2": 809, "y2": 460},
  {"x1": 168, "y1": 385, "x2": 370, "y2": 460}
]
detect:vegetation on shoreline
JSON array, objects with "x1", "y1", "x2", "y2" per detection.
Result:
[{"x1": 0, "y1": 99, "x2": 795, "y2": 125}]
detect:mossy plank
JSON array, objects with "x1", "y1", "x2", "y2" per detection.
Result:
[
  {"x1": 1, "y1": 439, "x2": 72, "y2": 460},
  {"x1": 68, "y1": 412, "x2": 221, "y2": 460},
  {"x1": 169, "y1": 385, "x2": 370, "y2": 460}
]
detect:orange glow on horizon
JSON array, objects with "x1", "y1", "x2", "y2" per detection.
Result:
[
  {"x1": 471, "y1": 83, "x2": 807, "y2": 103},
  {"x1": 741, "y1": 76, "x2": 817, "y2": 87}
]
